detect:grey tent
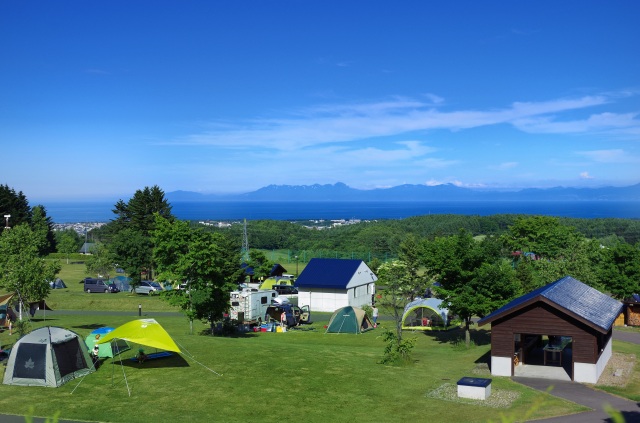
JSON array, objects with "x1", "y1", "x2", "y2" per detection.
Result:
[
  {"x1": 3, "y1": 326, "x2": 95, "y2": 387},
  {"x1": 49, "y1": 278, "x2": 67, "y2": 289}
]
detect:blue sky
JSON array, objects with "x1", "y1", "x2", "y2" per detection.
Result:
[{"x1": 1, "y1": 1, "x2": 639, "y2": 201}]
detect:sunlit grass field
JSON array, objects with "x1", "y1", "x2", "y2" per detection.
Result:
[
  {"x1": 2, "y1": 261, "x2": 634, "y2": 422},
  {"x1": 0, "y1": 313, "x2": 592, "y2": 423}
]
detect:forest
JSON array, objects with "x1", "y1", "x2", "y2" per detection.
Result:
[{"x1": 2, "y1": 184, "x2": 640, "y2": 329}]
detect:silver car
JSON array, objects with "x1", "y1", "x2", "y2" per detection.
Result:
[{"x1": 131, "y1": 281, "x2": 163, "y2": 295}]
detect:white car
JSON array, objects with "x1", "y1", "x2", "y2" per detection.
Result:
[{"x1": 131, "y1": 281, "x2": 163, "y2": 295}]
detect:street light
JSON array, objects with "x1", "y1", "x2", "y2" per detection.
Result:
[{"x1": 295, "y1": 255, "x2": 299, "y2": 276}]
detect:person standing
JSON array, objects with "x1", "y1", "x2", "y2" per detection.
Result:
[{"x1": 372, "y1": 305, "x2": 379, "y2": 327}]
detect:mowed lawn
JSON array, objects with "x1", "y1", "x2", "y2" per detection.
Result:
[
  {"x1": 1, "y1": 260, "x2": 624, "y2": 422},
  {"x1": 0, "y1": 312, "x2": 591, "y2": 423}
]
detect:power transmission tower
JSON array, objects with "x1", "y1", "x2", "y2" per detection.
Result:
[{"x1": 241, "y1": 218, "x2": 249, "y2": 262}]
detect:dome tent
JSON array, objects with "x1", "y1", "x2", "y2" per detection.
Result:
[
  {"x1": 401, "y1": 298, "x2": 449, "y2": 330},
  {"x1": 3, "y1": 326, "x2": 95, "y2": 387},
  {"x1": 325, "y1": 306, "x2": 374, "y2": 334},
  {"x1": 110, "y1": 275, "x2": 132, "y2": 292}
]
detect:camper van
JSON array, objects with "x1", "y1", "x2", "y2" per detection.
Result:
[
  {"x1": 83, "y1": 278, "x2": 111, "y2": 293},
  {"x1": 229, "y1": 289, "x2": 277, "y2": 325}
]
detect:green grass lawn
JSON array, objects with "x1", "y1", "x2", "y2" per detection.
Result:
[
  {"x1": 0, "y1": 313, "x2": 591, "y2": 423},
  {"x1": 1, "y1": 260, "x2": 630, "y2": 422}
]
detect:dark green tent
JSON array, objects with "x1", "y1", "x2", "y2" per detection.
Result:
[{"x1": 325, "y1": 306, "x2": 374, "y2": 334}]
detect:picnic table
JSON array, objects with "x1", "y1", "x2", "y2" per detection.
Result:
[{"x1": 543, "y1": 336, "x2": 571, "y2": 366}]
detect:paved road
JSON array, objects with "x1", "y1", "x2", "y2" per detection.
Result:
[{"x1": 514, "y1": 377, "x2": 640, "y2": 422}]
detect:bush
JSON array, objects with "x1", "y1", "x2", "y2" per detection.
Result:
[{"x1": 379, "y1": 329, "x2": 416, "y2": 365}]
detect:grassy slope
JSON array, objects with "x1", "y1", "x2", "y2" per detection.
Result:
[
  {"x1": 0, "y1": 261, "x2": 617, "y2": 422},
  {"x1": 0, "y1": 314, "x2": 588, "y2": 423}
]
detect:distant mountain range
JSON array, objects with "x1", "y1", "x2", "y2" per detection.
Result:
[{"x1": 166, "y1": 182, "x2": 640, "y2": 202}]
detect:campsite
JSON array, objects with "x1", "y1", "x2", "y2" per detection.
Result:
[
  {"x1": 0, "y1": 263, "x2": 638, "y2": 422},
  {"x1": 0, "y1": 306, "x2": 598, "y2": 422}
]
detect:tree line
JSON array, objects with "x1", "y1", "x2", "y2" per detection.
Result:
[{"x1": 2, "y1": 183, "x2": 639, "y2": 337}]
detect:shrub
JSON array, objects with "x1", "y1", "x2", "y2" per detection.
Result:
[{"x1": 379, "y1": 329, "x2": 417, "y2": 365}]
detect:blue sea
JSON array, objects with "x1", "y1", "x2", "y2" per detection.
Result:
[{"x1": 42, "y1": 200, "x2": 640, "y2": 223}]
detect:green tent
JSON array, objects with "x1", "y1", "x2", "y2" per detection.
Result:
[
  {"x1": 325, "y1": 306, "x2": 374, "y2": 334},
  {"x1": 85, "y1": 327, "x2": 130, "y2": 358}
]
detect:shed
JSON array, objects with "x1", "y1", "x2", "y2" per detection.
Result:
[
  {"x1": 478, "y1": 276, "x2": 622, "y2": 383},
  {"x1": 269, "y1": 264, "x2": 288, "y2": 277},
  {"x1": 295, "y1": 258, "x2": 377, "y2": 312},
  {"x1": 623, "y1": 294, "x2": 640, "y2": 326}
]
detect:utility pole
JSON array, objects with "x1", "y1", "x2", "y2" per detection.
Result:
[{"x1": 241, "y1": 218, "x2": 249, "y2": 263}]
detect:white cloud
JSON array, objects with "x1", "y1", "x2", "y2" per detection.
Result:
[
  {"x1": 171, "y1": 92, "x2": 628, "y2": 151},
  {"x1": 513, "y1": 112, "x2": 640, "y2": 135},
  {"x1": 577, "y1": 149, "x2": 640, "y2": 163},
  {"x1": 579, "y1": 171, "x2": 594, "y2": 179},
  {"x1": 490, "y1": 162, "x2": 519, "y2": 170}
]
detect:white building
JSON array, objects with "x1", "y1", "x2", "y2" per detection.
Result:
[{"x1": 295, "y1": 258, "x2": 377, "y2": 313}]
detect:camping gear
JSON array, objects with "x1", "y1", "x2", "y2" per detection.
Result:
[
  {"x1": 3, "y1": 326, "x2": 95, "y2": 387},
  {"x1": 401, "y1": 298, "x2": 450, "y2": 330},
  {"x1": 85, "y1": 327, "x2": 131, "y2": 358},
  {"x1": 129, "y1": 351, "x2": 173, "y2": 362},
  {"x1": 325, "y1": 306, "x2": 374, "y2": 334}
]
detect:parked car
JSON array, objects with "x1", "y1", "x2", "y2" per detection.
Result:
[
  {"x1": 265, "y1": 304, "x2": 311, "y2": 326},
  {"x1": 131, "y1": 281, "x2": 164, "y2": 295},
  {"x1": 83, "y1": 278, "x2": 110, "y2": 293},
  {"x1": 272, "y1": 284, "x2": 298, "y2": 295},
  {"x1": 107, "y1": 283, "x2": 120, "y2": 293}
]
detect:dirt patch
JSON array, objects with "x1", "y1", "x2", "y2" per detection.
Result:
[{"x1": 596, "y1": 352, "x2": 636, "y2": 387}]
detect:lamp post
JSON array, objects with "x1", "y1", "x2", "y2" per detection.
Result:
[
  {"x1": 295, "y1": 255, "x2": 299, "y2": 276},
  {"x1": 3, "y1": 214, "x2": 10, "y2": 229}
]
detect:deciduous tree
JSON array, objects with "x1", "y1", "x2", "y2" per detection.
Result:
[
  {"x1": 56, "y1": 229, "x2": 82, "y2": 263},
  {"x1": 153, "y1": 217, "x2": 242, "y2": 333},
  {"x1": 0, "y1": 224, "x2": 60, "y2": 316},
  {"x1": 422, "y1": 231, "x2": 518, "y2": 347},
  {"x1": 85, "y1": 243, "x2": 117, "y2": 279},
  {"x1": 599, "y1": 241, "x2": 640, "y2": 300}
]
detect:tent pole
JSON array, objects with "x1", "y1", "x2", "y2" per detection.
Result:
[
  {"x1": 116, "y1": 338, "x2": 131, "y2": 396},
  {"x1": 175, "y1": 341, "x2": 222, "y2": 377}
]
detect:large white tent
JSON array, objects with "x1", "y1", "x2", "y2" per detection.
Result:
[{"x1": 3, "y1": 326, "x2": 95, "y2": 387}]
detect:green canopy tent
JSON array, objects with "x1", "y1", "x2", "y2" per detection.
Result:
[
  {"x1": 401, "y1": 298, "x2": 450, "y2": 331},
  {"x1": 96, "y1": 318, "x2": 181, "y2": 353},
  {"x1": 96, "y1": 319, "x2": 183, "y2": 396},
  {"x1": 325, "y1": 306, "x2": 374, "y2": 334}
]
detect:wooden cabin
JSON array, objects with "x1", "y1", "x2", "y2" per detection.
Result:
[{"x1": 478, "y1": 276, "x2": 622, "y2": 383}]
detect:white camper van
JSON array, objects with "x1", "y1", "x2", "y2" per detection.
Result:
[{"x1": 229, "y1": 289, "x2": 277, "y2": 325}]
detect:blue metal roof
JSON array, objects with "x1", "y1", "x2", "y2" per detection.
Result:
[
  {"x1": 269, "y1": 264, "x2": 288, "y2": 276},
  {"x1": 295, "y1": 258, "x2": 364, "y2": 289},
  {"x1": 478, "y1": 276, "x2": 622, "y2": 332}
]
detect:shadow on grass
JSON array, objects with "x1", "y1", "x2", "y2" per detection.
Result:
[
  {"x1": 421, "y1": 327, "x2": 492, "y2": 347},
  {"x1": 197, "y1": 328, "x2": 261, "y2": 338},
  {"x1": 72, "y1": 323, "x2": 110, "y2": 330},
  {"x1": 30, "y1": 318, "x2": 58, "y2": 323},
  {"x1": 108, "y1": 353, "x2": 190, "y2": 369},
  {"x1": 474, "y1": 350, "x2": 491, "y2": 365}
]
